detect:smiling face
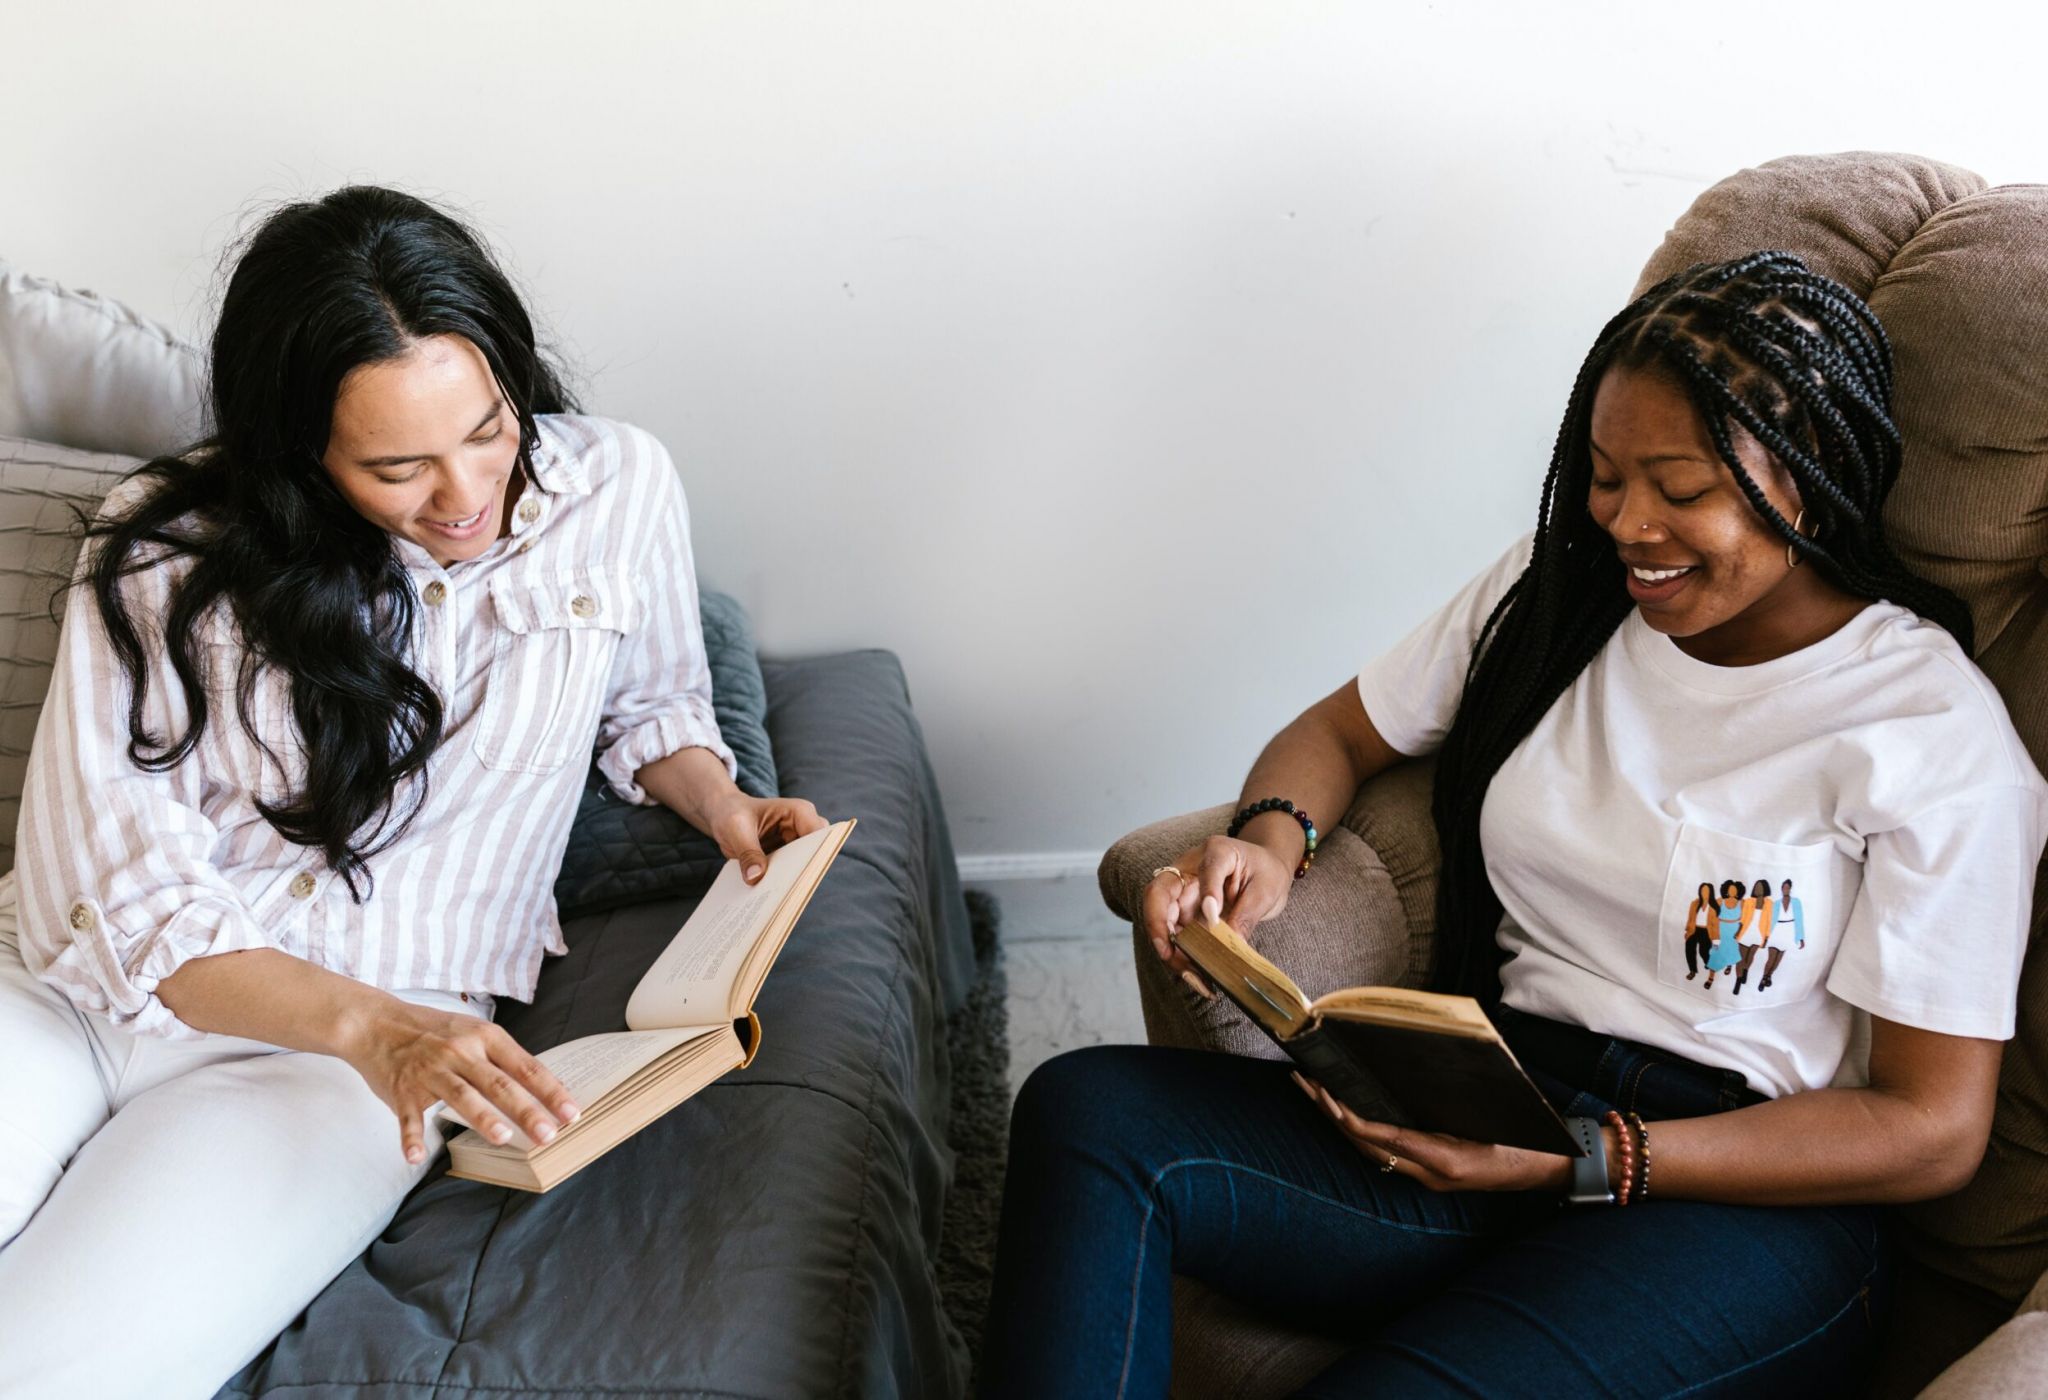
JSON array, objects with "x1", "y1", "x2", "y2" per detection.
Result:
[
  {"x1": 321, "y1": 334, "x2": 523, "y2": 566},
  {"x1": 1586, "y1": 364, "x2": 1858, "y2": 665}
]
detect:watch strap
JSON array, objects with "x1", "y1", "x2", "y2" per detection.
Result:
[{"x1": 1564, "y1": 1115, "x2": 1614, "y2": 1206}]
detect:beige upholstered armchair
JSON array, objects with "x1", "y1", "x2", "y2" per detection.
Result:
[{"x1": 1098, "y1": 152, "x2": 2048, "y2": 1400}]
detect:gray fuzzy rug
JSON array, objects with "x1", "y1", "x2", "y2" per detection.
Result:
[{"x1": 937, "y1": 890, "x2": 1011, "y2": 1383}]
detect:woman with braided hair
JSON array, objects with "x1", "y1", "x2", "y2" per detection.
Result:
[{"x1": 979, "y1": 252, "x2": 2046, "y2": 1396}]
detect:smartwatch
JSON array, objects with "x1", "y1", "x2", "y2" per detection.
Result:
[{"x1": 1564, "y1": 1115, "x2": 1614, "y2": 1206}]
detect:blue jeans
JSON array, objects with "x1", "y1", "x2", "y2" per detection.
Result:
[{"x1": 980, "y1": 1012, "x2": 1888, "y2": 1398}]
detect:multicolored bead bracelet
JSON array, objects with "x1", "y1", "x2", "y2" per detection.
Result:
[{"x1": 1226, "y1": 798, "x2": 1320, "y2": 880}]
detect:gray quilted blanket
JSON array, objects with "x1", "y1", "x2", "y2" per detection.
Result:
[{"x1": 222, "y1": 649, "x2": 977, "y2": 1399}]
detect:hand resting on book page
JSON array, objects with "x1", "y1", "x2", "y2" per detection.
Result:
[
  {"x1": 439, "y1": 1027, "x2": 712, "y2": 1150},
  {"x1": 1290, "y1": 1070, "x2": 1580, "y2": 1195}
]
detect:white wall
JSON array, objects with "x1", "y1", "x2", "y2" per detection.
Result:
[{"x1": 5, "y1": 1, "x2": 2043, "y2": 869}]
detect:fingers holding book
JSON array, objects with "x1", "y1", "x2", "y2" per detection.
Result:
[
  {"x1": 1289, "y1": 1071, "x2": 1573, "y2": 1195},
  {"x1": 709, "y1": 795, "x2": 829, "y2": 884},
  {"x1": 1142, "y1": 860, "x2": 1204, "y2": 980},
  {"x1": 1147, "y1": 835, "x2": 1294, "y2": 974}
]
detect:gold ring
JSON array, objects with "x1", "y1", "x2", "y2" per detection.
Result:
[
  {"x1": 1381, "y1": 1154, "x2": 1399, "y2": 1174},
  {"x1": 1151, "y1": 866, "x2": 1190, "y2": 881}
]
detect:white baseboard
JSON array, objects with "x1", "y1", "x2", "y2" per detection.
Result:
[{"x1": 957, "y1": 851, "x2": 1104, "y2": 883}]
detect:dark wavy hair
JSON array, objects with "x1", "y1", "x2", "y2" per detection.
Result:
[
  {"x1": 1428, "y1": 251, "x2": 1969, "y2": 1000},
  {"x1": 83, "y1": 185, "x2": 577, "y2": 896}
]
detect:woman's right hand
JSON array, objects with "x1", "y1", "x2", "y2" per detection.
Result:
[
  {"x1": 1141, "y1": 834, "x2": 1297, "y2": 978},
  {"x1": 339, "y1": 996, "x2": 581, "y2": 1164}
]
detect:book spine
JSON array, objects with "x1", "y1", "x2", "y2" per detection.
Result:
[{"x1": 1284, "y1": 1025, "x2": 1414, "y2": 1128}]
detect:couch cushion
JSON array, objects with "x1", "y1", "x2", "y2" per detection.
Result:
[
  {"x1": 0, "y1": 436, "x2": 137, "y2": 873},
  {"x1": 0, "y1": 260, "x2": 206, "y2": 459}
]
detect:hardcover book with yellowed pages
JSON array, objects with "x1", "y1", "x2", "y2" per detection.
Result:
[
  {"x1": 1172, "y1": 916, "x2": 1582, "y2": 1157},
  {"x1": 443, "y1": 819, "x2": 856, "y2": 1192}
]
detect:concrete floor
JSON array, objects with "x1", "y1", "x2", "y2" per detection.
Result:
[{"x1": 968, "y1": 873, "x2": 1148, "y2": 1095}]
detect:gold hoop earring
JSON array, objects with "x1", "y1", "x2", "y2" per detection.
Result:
[{"x1": 1787, "y1": 509, "x2": 1807, "y2": 570}]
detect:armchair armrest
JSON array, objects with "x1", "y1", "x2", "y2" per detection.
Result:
[
  {"x1": 1919, "y1": 1269, "x2": 2048, "y2": 1399},
  {"x1": 1097, "y1": 758, "x2": 1442, "y2": 1061}
]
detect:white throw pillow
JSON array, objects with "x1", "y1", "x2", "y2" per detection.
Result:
[
  {"x1": 0, "y1": 260, "x2": 207, "y2": 461},
  {"x1": 0, "y1": 435, "x2": 135, "y2": 874}
]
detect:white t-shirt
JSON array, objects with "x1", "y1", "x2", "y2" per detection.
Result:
[{"x1": 1357, "y1": 533, "x2": 2047, "y2": 1099}]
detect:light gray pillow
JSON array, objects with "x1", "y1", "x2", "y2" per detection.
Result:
[
  {"x1": 0, "y1": 259, "x2": 207, "y2": 460},
  {"x1": 0, "y1": 436, "x2": 138, "y2": 873}
]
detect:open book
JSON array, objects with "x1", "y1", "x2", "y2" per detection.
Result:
[
  {"x1": 444, "y1": 819, "x2": 856, "y2": 1192},
  {"x1": 1172, "y1": 917, "x2": 1582, "y2": 1157}
]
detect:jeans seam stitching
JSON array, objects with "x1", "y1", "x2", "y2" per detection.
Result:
[
  {"x1": 1113, "y1": 1197, "x2": 1155, "y2": 1400},
  {"x1": 1594, "y1": 1040, "x2": 1621, "y2": 1088},
  {"x1": 1666, "y1": 1264, "x2": 1876, "y2": 1396},
  {"x1": 1151, "y1": 1157, "x2": 1491, "y2": 1239},
  {"x1": 1622, "y1": 1056, "x2": 1654, "y2": 1112}
]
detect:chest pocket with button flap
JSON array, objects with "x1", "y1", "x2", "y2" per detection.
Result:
[{"x1": 474, "y1": 563, "x2": 642, "y2": 774}]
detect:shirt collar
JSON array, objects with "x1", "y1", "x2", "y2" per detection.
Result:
[{"x1": 527, "y1": 415, "x2": 591, "y2": 497}]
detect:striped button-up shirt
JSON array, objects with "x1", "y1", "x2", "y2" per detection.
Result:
[{"x1": 15, "y1": 415, "x2": 733, "y2": 1038}]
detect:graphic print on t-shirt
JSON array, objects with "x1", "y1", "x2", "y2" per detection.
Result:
[
  {"x1": 1680, "y1": 878, "x2": 1809, "y2": 995},
  {"x1": 1658, "y1": 824, "x2": 1836, "y2": 1012}
]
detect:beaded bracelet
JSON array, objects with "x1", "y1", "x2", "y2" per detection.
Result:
[
  {"x1": 1602, "y1": 1110, "x2": 1636, "y2": 1206},
  {"x1": 1626, "y1": 1111, "x2": 1651, "y2": 1202},
  {"x1": 1226, "y1": 798, "x2": 1320, "y2": 879}
]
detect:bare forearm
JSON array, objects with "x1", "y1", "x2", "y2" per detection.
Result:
[
  {"x1": 632, "y1": 745, "x2": 743, "y2": 833},
  {"x1": 1646, "y1": 1084, "x2": 1983, "y2": 1205},
  {"x1": 1233, "y1": 687, "x2": 1395, "y2": 867},
  {"x1": 157, "y1": 947, "x2": 401, "y2": 1059}
]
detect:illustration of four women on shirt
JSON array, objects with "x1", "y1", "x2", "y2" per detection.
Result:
[{"x1": 1682, "y1": 878, "x2": 1806, "y2": 994}]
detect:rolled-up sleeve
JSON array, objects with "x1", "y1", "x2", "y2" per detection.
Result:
[
  {"x1": 594, "y1": 435, "x2": 734, "y2": 805},
  {"x1": 14, "y1": 549, "x2": 274, "y2": 1039}
]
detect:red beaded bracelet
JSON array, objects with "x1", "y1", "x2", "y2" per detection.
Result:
[{"x1": 1603, "y1": 1110, "x2": 1635, "y2": 1206}]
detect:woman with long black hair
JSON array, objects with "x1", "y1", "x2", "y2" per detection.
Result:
[
  {"x1": 0, "y1": 186, "x2": 822, "y2": 1397},
  {"x1": 980, "y1": 253, "x2": 2047, "y2": 1396}
]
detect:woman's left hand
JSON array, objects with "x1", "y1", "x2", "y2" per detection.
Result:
[
  {"x1": 706, "y1": 795, "x2": 828, "y2": 884},
  {"x1": 1291, "y1": 1072, "x2": 1572, "y2": 1194}
]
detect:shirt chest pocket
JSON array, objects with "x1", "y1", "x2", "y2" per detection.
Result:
[
  {"x1": 474, "y1": 564, "x2": 642, "y2": 775},
  {"x1": 1658, "y1": 822, "x2": 1845, "y2": 1014}
]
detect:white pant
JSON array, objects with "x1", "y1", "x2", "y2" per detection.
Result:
[{"x1": 0, "y1": 873, "x2": 480, "y2": 1400}]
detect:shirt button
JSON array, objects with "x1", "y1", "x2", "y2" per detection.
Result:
[
  {"x1": 68, "y1": 902, "x2": 95, "y2": 932},
  {"x1": 288, "y1": 872, "x2": 318, "y2": 899},
  {"x1": 518, "y1": 499, "x2": 541, "y2": 524},
  {"x1": 569, "y1": 594, "x2": 598, "y2": 618},
  {"x1": 423, "y1": 580, "x2": 448, "y2": 606},
  {"x1": 517, "y1": 538, "x2": 535, "y2": 554}
]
